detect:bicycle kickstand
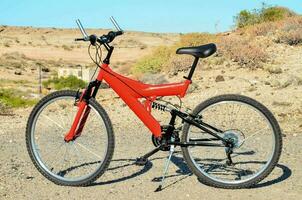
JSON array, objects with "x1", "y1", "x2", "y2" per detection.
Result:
[{"x1": 154, "y1": 142, "x2": 175, "y2": 192}]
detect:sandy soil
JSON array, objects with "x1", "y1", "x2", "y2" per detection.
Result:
[{"x1": 0, "y1": 97, "x2": 301, "y2": 200}]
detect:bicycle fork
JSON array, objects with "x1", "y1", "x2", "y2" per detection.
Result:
[{"x1": 64, "y1": 94, "x2": 91, "y2": 142}]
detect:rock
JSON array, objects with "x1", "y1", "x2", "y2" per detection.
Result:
[
  {"x1": 278, "y1": 113, "x2": 287, "y2": 117},
  {"x1": 26, "y1": 176, "x2": 34, "y2": 180},
  {"x1": 291, "y1": 75, "x2": 302, "y2": 86},
  {"x1": 14, "y1": 71, "x2": 22, "y2": 75},
  {"x1": 215, "y1": 75, "x2": 225, "y2": 82},
  {"x1": 280, "y1": 78, "x2": 293, "y2": 88},
  {"x1": 269, "y1": 79, "x2": 281, "y2": 88},
  {"x1": 272, "y1": 101, "x2": 292, "y2": 106},
  {"x1": 265, "y1": 65, "x2": 282, "y2": 74},
  {"x1": 41, "y1": 67, "x2": 50, "y2": 72},
  {"x1": 247, "y1": 85, "x2": 257, "y2": 92}
]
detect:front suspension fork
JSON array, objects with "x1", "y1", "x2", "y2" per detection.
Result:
[
  {"x1": 64, "y1": 80, "x2": 102, "y2": 142},
  {"x1": 64, "y1": 100, "x2": 89, "y2": 142}
]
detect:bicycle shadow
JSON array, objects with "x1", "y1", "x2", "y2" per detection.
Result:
[
  {"x1": 249, "y1": 163, "x2": 292, "y2": 189},
  {"x1": 151, "y1": 152, "x2": 291, "y2": 191},
  {"x1": 88, "y1": 157, "x2": 159, "y2": 186},
  {"x1": 87, "y1": 152, "x2": 291, "y2": 190}
]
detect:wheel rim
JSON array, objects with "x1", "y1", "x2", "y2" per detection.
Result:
[
  {"x1": 30, "y1": 96, "x2": 109, "y2": 182},
  {"x1": 186, "y1": 100, "x2": 276, "y2": 185}
]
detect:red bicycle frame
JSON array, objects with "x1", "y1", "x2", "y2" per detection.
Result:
[{"x1": 64, "y1": 62, "x2": 191, "y2": 141}]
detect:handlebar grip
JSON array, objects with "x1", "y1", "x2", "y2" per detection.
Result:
[
  {"x1": 115, "y1": 31, "x2": 123, "y2": 36},
  {"x1": 75, "y1": 38, "x2": 85, "y2": 41}
]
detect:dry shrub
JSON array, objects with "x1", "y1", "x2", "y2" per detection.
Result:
[
  {"x1": 0, "y1": 52, "x2": 29, "y2": 69},
  {"x1": 2, "y1": 52, "x2": 28, "y2": 60},
  {"x1": 165, "y1": 55, "x2": 195, "y2": 75},
  {"x1": 218, "y1": 35, "x2": 268, "y2": 68},
  {"x1": 244, "y1": 21, "x2": 279, "y2": 36},
  {"x1": 178, "y1": 33, "x2": 218, "y2": 47},
  {"x1": 117, "y1": 63, "x2": 133, "y2": 75},
  {"x1": 274, "y1": 17, "x2": 302, "y2": 45},
  {"x1": 241, "y1": 16, "x2": 302, "y2": 46},
  {"x1": 62, "y1": 44, "x2": 73, "y2": 51},
  {"x1": 275, "y1": 31, "x2": 302, "y2": 45}
]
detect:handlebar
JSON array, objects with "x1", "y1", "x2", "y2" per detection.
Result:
[{"x1": 75, "y1": 17, "x2": 124, "y2": 45}]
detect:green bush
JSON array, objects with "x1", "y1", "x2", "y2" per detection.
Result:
[
  {"x1": 0, "y1": 89, "x2": 37, "y2": 108},
  {"x1": 235, "y1": 10, "x2": 260, "y2": 28},
  {"x1": 132, "y1": 33, "x2": 218, "y2": 74},
  {"x1": 235, "y1": 5, "x2": 296, "y2": 28},
  {"x1": 132, "y1": 46, "x2": 173, "y2": 74},
  {"x1": 43, "y1": 75, "x2": 87, "y2": 90},
  {"x1": 261, "y1": 7, "x2": 295, "y2": 22}
]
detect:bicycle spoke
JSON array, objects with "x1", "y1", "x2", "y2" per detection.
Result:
[
  {"x1": 75, "y1": 141, "x2": 102, "y2": 160},
  {"x1": 54, "y1": 101, "x2": 68, "y2": 129},
  {"x1": 241, "y1": 126, "x2": 268, "y2": 144},
  {"x1": 72, "y1": 142, "x2": 96, "y2": 172},
  {"x1": 41, "y1": 114, "x2": 65, "y2": 130}
]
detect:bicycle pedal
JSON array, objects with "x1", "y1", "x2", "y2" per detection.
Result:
[
  {"x1": 154, "y1": 185, "x2": 162, "y2": 192},
  {"x1": 135, "y1": 157, "x2": 148, "y2": 166}
]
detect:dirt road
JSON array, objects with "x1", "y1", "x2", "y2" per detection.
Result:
[{"x1": 0, "y1": 98, "x2": 301, "y2": 200}]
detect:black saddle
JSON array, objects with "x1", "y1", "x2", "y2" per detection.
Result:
[{"x1": 176, "y1": 43, "x2": 217, "y2": 58}]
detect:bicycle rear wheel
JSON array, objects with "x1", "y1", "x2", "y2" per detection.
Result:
[
  {"x1": 181, "y1": 94, "x2": 282, "y2": 188},
  {"x1": 26, "y1": 90, "x2": 114, "y2": 186}
]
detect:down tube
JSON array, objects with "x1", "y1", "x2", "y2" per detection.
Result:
[{"x1": 101, "y1": 72, "x2": 162, "y2": 137}]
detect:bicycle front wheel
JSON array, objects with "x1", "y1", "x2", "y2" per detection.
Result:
[
  {"x1": 26, "y1": 90, "x2": 114, "y2": 186},
  {"x1": 181, "y1": 94, "x2": 282, "y2": 189}
]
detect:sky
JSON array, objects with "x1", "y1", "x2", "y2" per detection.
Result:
[{"x1": 0, "y1": 0, "x2": 301, "y2": 33}]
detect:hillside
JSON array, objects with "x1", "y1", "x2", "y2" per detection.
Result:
[{"x1": 0, "y1": 8, "x2": 302, "y2": 199}]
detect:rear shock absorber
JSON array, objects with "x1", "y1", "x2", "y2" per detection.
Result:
[{"x1": 151, "y1": 102, "x2": 169, "y2": 112}]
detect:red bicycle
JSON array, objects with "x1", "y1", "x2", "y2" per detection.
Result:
[{"x1": 26, "y1": 17, "x2": 282, "y2": 191}]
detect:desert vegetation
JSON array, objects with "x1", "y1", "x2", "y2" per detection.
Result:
[
  {"x1": 42, "y1": 75, "x2": 86, "y2": 90},
  {"x1": 0, "y1": 89, "x2": 36, "y2": 110},
  {"x1": 132, "y1": 5, "x2": 302, "y2": 75}
]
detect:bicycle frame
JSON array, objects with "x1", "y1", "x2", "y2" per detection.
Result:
[{"x1": 64, "y1": 45, "x2": 227, "y2": 145}]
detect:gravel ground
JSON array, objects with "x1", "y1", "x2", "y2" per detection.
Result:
[{"x1": 0, "y1": 96, "x2": 301, "y2": 200}]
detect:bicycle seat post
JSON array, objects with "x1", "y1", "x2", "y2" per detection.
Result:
[{"x1": 183, "y1": 56, "x2": 199, "y2": 80}]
